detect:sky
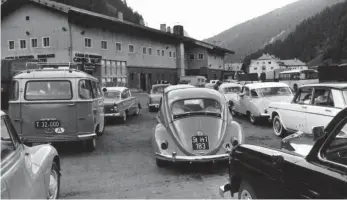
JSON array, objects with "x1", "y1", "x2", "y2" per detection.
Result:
[{"x1": 126, "y1": 0, "x2": 300, "y2": 40}]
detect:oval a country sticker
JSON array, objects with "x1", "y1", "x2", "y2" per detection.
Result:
[{"x1": 55, "y1": 127, "x2": 65, "y2": 134}]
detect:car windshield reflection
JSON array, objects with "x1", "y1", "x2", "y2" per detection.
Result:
[
  {"x1": 223, "y1": 87, "x2": 241, "y2": 94},
  {"x1": 254, "y1": 87, "x2": 292, "y2": 97},
  {"x1": 171, "y1": 98, "x2": 222, "y2": 119}
]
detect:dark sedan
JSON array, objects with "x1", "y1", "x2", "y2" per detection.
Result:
[{"x1": 219, "y1": 107, "x2": 347, "y2": 199}]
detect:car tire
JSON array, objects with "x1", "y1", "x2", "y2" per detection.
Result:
[
  {"x1": 156, "y1": 159, "x2": 167, "y2": 168},
  {"x1": 238, "y1": 180, "x2": 257, "y2": 199},
  {"x1": 47, "y1": 162, "x2": 60, "y2": 199},
  {"x1": 248, "y1": 112, "x2": 257, "y2": 125},
  {"x1": 134, "y1": 104, "x2": 140, "y2": 116},
  {"x1": 85, "y1": 137, "x2": 96, "y2": 152},
  {"x1": 120, "y1": 111, "x2": 127, "y2": 123},
  {"x1": 273, "y1": 115, "x2": 287, "y2": 137}
]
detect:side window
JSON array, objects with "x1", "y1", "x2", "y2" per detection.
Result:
[
  {"x1": 313, "y1": 88, "x2": 334, "y2": 107},
  {"x1": 251, "y1": 89, "x2": 258, "y2": 97},
  {"x1": 96, "y1": 82, "x2": 102, "y2": 97},
  {"x1": 294, "y1": 87, "x2": 313, "y2": 104},
  {"x1": 9, "y1": 81, "x2": 19, "y2": 101},
  {"x1": 79, "y1": 80, "x2": 93, "y2": 99},
  {"x1": 1, "y1": 118, "x2": 16, "y2": 161},
  {"x1": 323, "y1": 121, "x2": 347, "y2": 166},
  {"x1": 331, "y1": 89, "x2": 345, "y2": 108},
  {"x1": 91, "y1": 81, "x2": 99, "y2": 98},
  {"x1": 122, "y1": 90, "x2": 129, "y2": 99}
]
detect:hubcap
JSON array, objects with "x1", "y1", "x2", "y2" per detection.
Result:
[
  {"x1": 241, "y1": 190, "x2": 253, "y2": 200},
  {"x1": 274, "y1": 119, "x2": 282, "y2": 135},
  {"x1": 48, "y1": 169, "x2": 58, "y2": 199}
]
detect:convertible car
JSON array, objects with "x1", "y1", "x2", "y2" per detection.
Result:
[
  {"x1": 219, "y1": 107, "x2": 347, "y2": 199},
  {"x1": 152, "y1": 86, "x2": 244, "y2": 167},
  {"x1": 1, "y1": 110, "x2": 61, "y2": 199}
]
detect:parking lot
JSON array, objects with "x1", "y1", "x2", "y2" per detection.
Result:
[{"x1": 56, "y1": 93, "x2": 281, "y2": 199}]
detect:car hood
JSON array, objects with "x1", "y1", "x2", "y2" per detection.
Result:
[
  {"x1": 253, "y1": 95, "x2": 293, "y2": 109},
  {"x1": 281, "y1": 132, "x2": 315, "y2": 157},
  {"x1": 224, "y1": 93, "x2": 238, "y2": 102},
  {"x1": 104, "y1": 98, "x2": 121, "y2": 105},
  {"x1": 170, "y1": 116, "x2": 226, "y2": 155}
]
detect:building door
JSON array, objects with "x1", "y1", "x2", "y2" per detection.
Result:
[{"x1": 140, "y1": 73, "x2": 146, "y2": 91}]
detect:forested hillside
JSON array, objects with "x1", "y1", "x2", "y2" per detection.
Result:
[
  {"x1": 50, "y1": 0, "x2": 144, "y2": 24},
  {"x1": 242, "y1": 0, "x2": 347, "y2": 70}
]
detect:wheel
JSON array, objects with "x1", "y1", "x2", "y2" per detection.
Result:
[
  {"x1": 156, "y1": 159, "x2": 167, "y2": 168},
  {"x1": 238, "y1": 180, "x2": 257, "y2": 199},
  {"x1": 47, "y1": 162, "x2": 60, "y2": 199},
  {"x1": 120, "y1": 111, "x2": 127, "y2": 123},
  {"x1": 273, "y1": 115, "x2": 287, "y2": 137},
  {"x1": 85, "y1": 137, "x2": 96, "y2": 152},
  {"x1": 248, "y1": 112, "x2": 257, "y2": 125},
  {"x1": 293, "y1": 84, "x2": 298, "y2": 93},
  {"x1": 134, "y1": 104, "x2": 140, "y2": 116},
  {"x1": 230, "y1": 104, "x2": 238, "y2": 117}
]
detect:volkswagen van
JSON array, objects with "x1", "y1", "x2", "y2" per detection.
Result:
[{"x1": 8, "y1": 64, "x2": 104, "y2": 152}]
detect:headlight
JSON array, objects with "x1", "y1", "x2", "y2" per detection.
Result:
[{"x1": 160, "y1": 140, "x2": 168, "y2": 150}]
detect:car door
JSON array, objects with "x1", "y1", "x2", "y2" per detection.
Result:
[
  {"x1": 77, "y1": 79, "x2": 95, "y2": 134},
  {"x1": 280, "y1": 87, "x2": 312, "y2": 133},
  {"x1": 1, "y1": 116, "x2": 32, "y2": 199},
  {"x1": 305, "y1": 87, "x2": 342, "y2": 133}
]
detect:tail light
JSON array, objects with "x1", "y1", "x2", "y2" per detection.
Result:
[{"x1": 161, "y1": 140, "x2": 168, "y2": 150}]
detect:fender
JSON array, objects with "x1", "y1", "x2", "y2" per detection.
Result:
[
  {"x1": 153, "y1": 123, "x2": 184, "y2": 156},
  {"x1": 270, "y1": 111, "x2": 289, "y2": 131}
]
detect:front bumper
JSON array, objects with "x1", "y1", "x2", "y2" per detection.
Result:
[
  {"x1": 20, "y1": 133, "x2": 96, "y2": 143},
  {"x1": 155, "y1": 152, "x2": 229, "y2": 163},
  {"x1": 105, "y1": 113, "x2": 121, "y2": 117}
]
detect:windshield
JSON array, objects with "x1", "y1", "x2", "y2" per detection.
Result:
[
  {"x1": 254, "y1": 87, "x2": 292, "y2": 97},
  {"x1": 152, "y1": 86, "x2": 168, "y2": 94},
  {"x1": 223, "y1": 87, "x2": 241, "y2": 94},
  {"x1": 25, "y1": 81, "x2": 72, "y2": 100},
  {"x1": 104, "y1": 91, "x2": 121, "y2": 99},
  {"x1": 171, "y1": 98, "x2": 222, "y2": 118}
]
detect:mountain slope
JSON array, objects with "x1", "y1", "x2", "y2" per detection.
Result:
[
  {"x1": 204, "y1": 0, "x2": 344, "y2": 62},
  {"x1": 50, "y1": 0, "x2": 144, "y2": 24},
  {"x1": 243, "y1": 0, "x2": 347, "y2": 70}
]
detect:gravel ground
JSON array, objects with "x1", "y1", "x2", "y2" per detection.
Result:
[{"x1": 55, "y1": 93, "x2": 281, "y2": 199}]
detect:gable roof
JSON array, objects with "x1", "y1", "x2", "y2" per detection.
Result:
[{"x1": 1, "y1": 0, "x2": 235, "y2": 54}]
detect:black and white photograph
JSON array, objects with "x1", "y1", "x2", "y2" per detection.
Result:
[{"x1": 1, "y1": 0, "x2": 347, "y2": 199}]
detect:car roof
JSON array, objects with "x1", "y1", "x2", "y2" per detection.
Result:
[
  {"x1": 13, "y1": 69, "x2": 98, "y2": 80},
  {"x1": 0, "y1": 110, "x2": 6, "y2": 117},
  {"x1": 301, "y1": 83, "x2": 347, "y2": 90},
  {"x1": 219, "y1": 83, "x2": 242, "y2": 88},
  {"x1": 245, "y1": 82, "x2": 289, "y2": 89},
  {"x1": 104, "y1": 87, "x2": 128, "y2": 92},
  {"x1": 167, "y1": 87, "x2": 225, "y2": 104},
  {"x1": 164, "y1": 84, "x2": 195, "y2": 93}
]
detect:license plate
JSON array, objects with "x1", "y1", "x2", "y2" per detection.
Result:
[
  {"x1": 192, "y1": 136, "x2": 209, "y2": 150},
  {"x1": 35, "y1": 120, "x2": 61, "y2": 129}
]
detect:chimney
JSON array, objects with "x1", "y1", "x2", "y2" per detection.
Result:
[
  {"x1": 167, "y1": 26, "x2": 171, "y2": 33},
  {"x1": 160, "y1": 24, "x2": 166, "y2": 32},
  {"x1": 118, "y1": 12, "x2": 123, "y2": 21}
]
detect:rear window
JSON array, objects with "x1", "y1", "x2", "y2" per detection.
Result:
[{"x1": 25, "y1": 81, "x2": 72, "y2": 100}]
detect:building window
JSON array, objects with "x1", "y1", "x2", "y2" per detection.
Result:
[
  {"x1": 26, "y1": 16, "x2": 30, "y2": 20},
  {"x1": 129, "y1": 44, "x2": 134, "y2": 53},
  {"x1": 148, "y1": 47, "x2": 152, "y2": 55},
  {"x1": 270, "y1": 67, "x2": 274, "y2": 70},
  {"x1": 43, "y1": 37, "x2": 50, "y2": 47},
  {"x1": 262, "y1": 66, "x2": 266, "y2": 70},
  {"x1": 8, "y1": 40, "x2": 15, "y2": 50},
  {"x1": 161, "y1": 50, "x2": 164, "y2": 56},
  {"x1": 254, "y1": 67, "x2": 257, "y2": 70},
  {"x1": 101, "y1": 40, "x2": 107, "y2": 50},
  {"x1": 169, "y1": 51, "x2": 172, "y2": 57},
  {"x1": 84, "y1": 37, "x2": 92, "y2": 48},
  {"x1": 143, "y1": 47, "x2": 147, "y2": 54},
  {"x1": 116, "y1": 43, "x2": 122, "y2": 51},
  {"x1": 173, "y1": 52, "x2": 176, "y2": 58},
  {"x1": 30, "y1": 38, "x2": 38, "y2": 48},
  {"x1": 189, "y1": 54, "x2": 195, "y2": 60},
  {"x1": 157, "y1": 49, "x2": 160, "y2": 56},
  {"x1": 198, "y1": 53, "x2": 204, "y2": 60},
  {"x1": 130, "y1": 73, "x2": 134, "y2": 81},
  {"x1": 20, "y1": 39, "x2": 26, "y2": 49}
]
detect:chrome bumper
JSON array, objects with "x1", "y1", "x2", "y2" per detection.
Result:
[
  {"x1": 155, "y1": 152, "x2": 229, "y2": 163},
  {"x1": 105, "y1": 113, "x2": 121, "y2": 117},
  {"x1": 219, "y1": 183, "x2": 231, "y2": 197}
]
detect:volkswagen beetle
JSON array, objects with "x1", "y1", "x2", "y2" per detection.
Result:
[
  {"x1": 1, "y1": 110, "x2": 61, "y2": 199},
  {"x1": 152, "y1": 86, "x2": 244, "y2": 167}
]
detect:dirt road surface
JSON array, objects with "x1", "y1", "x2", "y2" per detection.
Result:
[{"x1": 55, "y1": 93, "x2": 281, "y2": 199}]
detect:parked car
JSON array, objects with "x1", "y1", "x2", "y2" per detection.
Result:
[
  {"x1": 9, "y1": 64, "x2": 104, "y2": 151},
  {"x1": 103, "y1": 87, "x2": 141, "y2": 122},
  {"x1": 178, "y1": 76, "x2": 207, "y2": 87},
  {"x1": 219, "y1": 107, "x2": 347, "y2": 199},
  {"x1": 152, "y1": 87, "x2": 244, "y2": 167},
  {"x1": 268, "y1": 83, "x2": 347, "y2": 137},
  {"x1": 218, "y1": 83, "x2": 242, "y2": 110},
  {"x1": 231, "y1": 82, "x2": 293, "y2": 124},
  {"x1": 1, "y1": 110, "x2": 61, "y2": 199},
  {"x1": 148, "y1": 84, "x2": 170, "y2": 112}
]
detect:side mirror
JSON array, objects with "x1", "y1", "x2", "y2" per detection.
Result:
[
  {"x1": 102, "y1": 88, "x2": 107, "y2": 92},
  {"x1": 312, "y1": 126, "x2": 325, "y2": 141}
]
